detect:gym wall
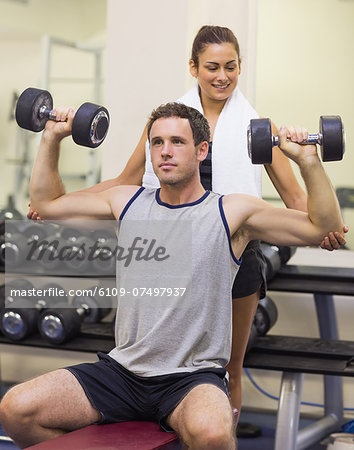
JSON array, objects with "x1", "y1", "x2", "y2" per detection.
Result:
[
  {"x1": 0, "y1": 0, "x2": 107, "y2": 214},
  {"x1": 252, "y1": 0, "x2": 354, "y2": 415},
  {"x1": 102, "y1": 0, "x2": 257, "y2": 180},
  {"x1": 256, "y1": 0, "x2": 354, "y2": 250}
]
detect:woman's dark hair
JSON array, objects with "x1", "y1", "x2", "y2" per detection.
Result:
[
  {"x1": 147, "y1": 102, "x2": 210, "y2": 146},
  {"x1": 191, "y1": 25, "x2": 241, "y2": 67}
]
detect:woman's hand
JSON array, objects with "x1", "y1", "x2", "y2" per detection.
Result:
[{"x1": 320, "y1": 225, "x2": 349, "y2": 251}]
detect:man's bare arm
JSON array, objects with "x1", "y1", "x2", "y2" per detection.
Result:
[
  {"x1": 27, "y1": 116, "x2": 147, "y2": 220},
  {"x1": 224, "y1": 125, "x2": 345, "y2": 255},
  {"x1": 30, "y1": 106, "x2": 139, "y2": 220}
]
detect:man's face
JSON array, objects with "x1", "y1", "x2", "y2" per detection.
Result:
[{"x1": 150, "y1": 117, "x2": 205, "y2": 186}]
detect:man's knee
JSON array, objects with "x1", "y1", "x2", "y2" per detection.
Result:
[
  {"x1": 185, "y1": 412, "x2": 235, "y2": 449},
  {"x1": 0, "y1": 384, "x2": 35, "y2": 427}
]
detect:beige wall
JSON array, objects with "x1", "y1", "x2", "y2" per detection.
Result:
[
  {"x1": 255, "y1": 0, "x2": 354, "y2": 248},
  {"x1": 250, "y1": 0, "x2": 354, "y2": 415},
  {"x1": 0, "y1": 0, "x2": 107, "y2": 214},
  {"x1": 102, "y1": 0, "x2": 257, "y2": 179}
]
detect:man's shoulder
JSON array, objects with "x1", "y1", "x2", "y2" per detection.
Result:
[
  {"x1": 110, "y1": 184, "x2": 143, "y2": 198},
  {"x1": 108, "y1": 185, "x2": 145, "y2": 218},
  {"x1": 222, "y1": 193, "x2": 264, "y2": 216},
  {"x1": 222, "y1": 192, "x2": 254, "y2": 204}
]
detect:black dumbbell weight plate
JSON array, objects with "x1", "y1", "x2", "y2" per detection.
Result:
[
  {"x1": 38, "y1": 302, "x2": 82, "y2": 344},
  {"x1": 320, "y1": 116, "x2": 345, "y2": 162},
  {"x1": 39, "y1": 283, "x2": 68, "y2": 309},
  {"x1": 1, "y1": 233, "x2": 29, "y2": 269},
  {"x1": 0, "y1": 299, "x2": 37, "y2": 340},
  {"x1": 4, "y1": 279, "x2": 34, "y2": 305},
  {"x1": 23, "y1": 222, "x2": 59, "y2": 242},
  {"x1": 72, "y1": 103, "x2": 110, "y2": 148},
  {"x1": 259, "y1": 242, "x2": 281, "y2": 281},
  {"x1": 254, "y1": 295, "x2": 278, "y2": 336},
  {"x1": 72, "y1": 290, "x2": 110, "y2": 324},
  {"x1": 15, "y1": 88, "x2": 53, "y2": 132},
  {"x1": 249, "y1": 118, "x2": 273, "y2": 164}
]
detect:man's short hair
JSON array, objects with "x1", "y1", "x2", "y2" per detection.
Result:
[{"x1": 147, "y1": 102, "x2": 210, "y2": 146}]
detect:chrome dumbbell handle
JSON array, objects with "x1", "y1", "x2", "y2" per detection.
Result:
[
  {"x1": 39, "y1": 104, "x2": 109, "y2": 146},
  {"x1": 273, "y1": 133, "x2": 322, "y2": 147},
  {"x1": 39, "y1": 105, "x2": 58, "y2": 121}
]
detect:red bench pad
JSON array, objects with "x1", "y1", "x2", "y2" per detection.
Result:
[{"x1": 27, "y1": 421, "x2": 179, "y2": 449}]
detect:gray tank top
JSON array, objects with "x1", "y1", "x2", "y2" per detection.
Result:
[{"x1": 108, "y1": 187, "x2": 241, "y2": 376}]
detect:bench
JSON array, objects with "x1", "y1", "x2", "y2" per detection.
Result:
[{"x1": 27, "y1": 421, "x2": 180, "y2": 449}]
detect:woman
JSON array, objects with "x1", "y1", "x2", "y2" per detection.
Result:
[{"x1": 29, "y1": 25, "x2": 347, "y2": 416}]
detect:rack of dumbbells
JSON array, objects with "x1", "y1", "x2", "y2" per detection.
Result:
[{"x1": 0, "y1": 219, "x2": 116, "y2": 353}]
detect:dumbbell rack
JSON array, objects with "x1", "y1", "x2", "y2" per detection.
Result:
[
  {"x1": 0, "y1": 219, "x2": 117, "y2": 347},
  {"x1": 0, "y1": 320, "x2": 114, "y2": 353},
  {"x1": 244, "y1": 264, "x2": 354, "y2": 450}
]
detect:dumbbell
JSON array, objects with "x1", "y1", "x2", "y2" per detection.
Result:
[
  {"x1": 0, "y1": 279, "x2": 35, "y2": 339},
  {"x1": 31, "y1": 231, "x2": 84, "y2": 272},
  {"x1": 54, "y1": 227, "x2": 116, "y2": 275},
  {"x1": 15, "y1": 87, "x2": 110, "y2": 148},
  {"x1": 90, "y1": 229, "x2": 117, "y2": 275},
  {"x1": 22, "y1": 221, "x2": 59, "y2": 243},
  {"x1": 0, "y1": 226, "x2": 29, "y2": 269},
  {"x1": 253, "y1": 295, "x2": 278, "y2": 336},
  {"x1": 247, "y1": 295, "x2": 278, "y2": 352},
  {"x1": 0, "y1": 222, "x2": 58, "y2": 270},
  {"x1": 1, "y1": 278, "x2": 34, "y2": 305},
  {"x1": 0, "y1": 282, "x2": 67, "y2": 341},
  {"x1": 39, "y1": 288, "x2": 111, "y2": 344},
  {"x1": 248, "y1": 116, "x2": 345, "y2": 164},
  {"x1": 260, "y1": 242, "x2": 297, "y2": 281},
  {"x1": 32, "y1": 225, "x2": 99, "y2": 274},
  {"x1": 64, "y1": 235, "x2": 97, "y2": 273}
]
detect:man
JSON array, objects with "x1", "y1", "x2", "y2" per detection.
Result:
[{"x1": 0, "y1": 103, "x2": 344, "y2": 449}]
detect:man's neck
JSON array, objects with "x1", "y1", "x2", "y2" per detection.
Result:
[{"x1": 158, "y1": 180, "x2": 206, "y2": 206}]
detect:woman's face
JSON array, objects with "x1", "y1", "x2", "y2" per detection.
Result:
[{"x1": 190, "y1": 42, "x2": 241, "y2": 103}]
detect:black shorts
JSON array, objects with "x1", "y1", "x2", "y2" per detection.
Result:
[
  {"x1": 66, "y1": 352, "x2": 230, "y2": 431},
  {"x1": 232, "y1": 240, "x2": 267, "y2": 299}
]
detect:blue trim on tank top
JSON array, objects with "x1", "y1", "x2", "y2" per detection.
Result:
[
  {"x1": 155, "y1": 189, "x2": 210, "y2": 208},
  {"x1": 218, "y1": 196, "x2": 242, "y2": 265},
  {"x1": 119, "y1": 187, "x2": 145, "y2": 221}
]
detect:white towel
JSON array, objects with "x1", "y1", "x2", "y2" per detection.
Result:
[{"x1": 142, "y1": 84, "x2": 262, "y2": 197}]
